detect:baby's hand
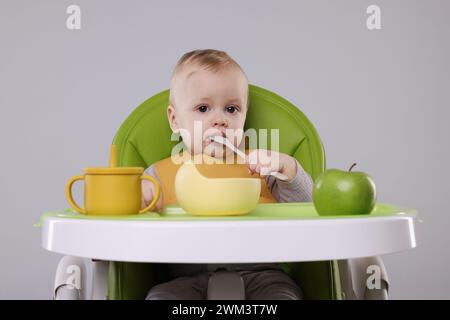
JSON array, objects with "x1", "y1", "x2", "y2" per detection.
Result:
[
  {"x1": 246, "y1": 149, "x2": 297, "y2": 181},
  {"x1": 141, "y1": 179, "x2": 163, "y2": 211}
]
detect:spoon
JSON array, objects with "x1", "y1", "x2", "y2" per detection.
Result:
[{"x1": 208, "y1": 135, "x2": 289, "y2": 181}]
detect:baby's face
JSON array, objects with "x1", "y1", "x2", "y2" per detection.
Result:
[{"x1": 168, "y1": 65, "x2": 248, "y2": 158}]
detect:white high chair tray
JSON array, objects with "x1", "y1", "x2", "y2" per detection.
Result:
[{"x1": 39, "y1": 202, "x2": 418, "y2": 263}]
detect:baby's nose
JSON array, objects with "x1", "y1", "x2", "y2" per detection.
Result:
[{"x1": 213, "y1": 117, "x2": 228, "y2": 127}]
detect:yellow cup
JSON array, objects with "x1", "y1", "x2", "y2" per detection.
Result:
[{"x1": 66, "y1": 167, "x2": 160, "y2": 216}]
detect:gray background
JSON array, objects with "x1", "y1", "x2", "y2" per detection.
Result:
[{"x1": 1, "y1": 0, "x2": 449, "y2": 299}]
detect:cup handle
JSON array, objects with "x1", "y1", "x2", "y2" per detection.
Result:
[
  {"x1": 139, "y1": 175, "x2": 161, "y2": 213},
  {"x1": 66, "y1": 175, "x2": 86, "y2": 214}
]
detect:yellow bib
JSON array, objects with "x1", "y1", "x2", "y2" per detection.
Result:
[{"x1": 154, "y1": 152, "x2": 277, "y2": 206}]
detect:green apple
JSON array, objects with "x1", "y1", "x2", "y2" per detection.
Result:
[{"x1": 313, "y1": 163, "x2": 376, "y2": 216}]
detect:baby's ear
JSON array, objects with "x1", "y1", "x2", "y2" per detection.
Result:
[{"x1": 167, "y1": 105, "x2": 179, "y2": 133}]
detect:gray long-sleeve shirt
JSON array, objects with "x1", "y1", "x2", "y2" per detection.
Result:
[{"x1": 144, "y1": 159, "x2": 313, "y2": 277}]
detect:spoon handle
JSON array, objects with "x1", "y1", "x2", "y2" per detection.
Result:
[
  {"x1": 233, "y1": 146, "x2": 247, "y2": 160},
  {"x1": 212, "y1": 136, "x2": 247, "y2": 160}
]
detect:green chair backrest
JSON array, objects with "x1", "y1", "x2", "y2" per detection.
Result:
[{"x1": 109, "y1": 85, "x2": 341, "y2": 300}]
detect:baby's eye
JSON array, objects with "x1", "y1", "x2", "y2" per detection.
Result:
[
  {"x1": 225, "y1": 105, "x2": 238, "y2": 114},
  {"x1": 197, "y1": 105, "x2": 209, "y2": 113}
]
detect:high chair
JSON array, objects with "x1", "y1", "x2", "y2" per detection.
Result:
[{"x1": 41, "y1": 85, "x2": 417, "y2": 300}]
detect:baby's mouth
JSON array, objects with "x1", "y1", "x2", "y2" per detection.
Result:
[{"x1": 205, "y1": 131, "x2": 227, "y2": 143}]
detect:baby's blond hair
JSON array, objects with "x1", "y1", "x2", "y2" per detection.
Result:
[{"x1": 169, "y1": 49, "x2": 248, "y2": 107}]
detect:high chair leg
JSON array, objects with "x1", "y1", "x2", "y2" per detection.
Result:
[
  {"x1": 54, "y1": 256, "x2": 87, "y2": 300},
  {"x1": 338, "y1": 256, "x2": 389, "y2": 300}
]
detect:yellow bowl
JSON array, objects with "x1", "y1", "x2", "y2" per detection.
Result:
[{"x1": 175, "y1": 160, "x2": 261, "y2": 216}]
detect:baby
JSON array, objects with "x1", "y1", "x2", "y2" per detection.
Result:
[{"x1": 141, "y1": 49, "x2": 313, "y2": 300}]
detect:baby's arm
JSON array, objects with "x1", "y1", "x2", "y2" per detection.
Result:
[
  {"x1": 265, "y1": 159, "x2": 313, "y2": 203},
  {"x1": 142, "y1": 165, "x2": 164, "y2": 211}
]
